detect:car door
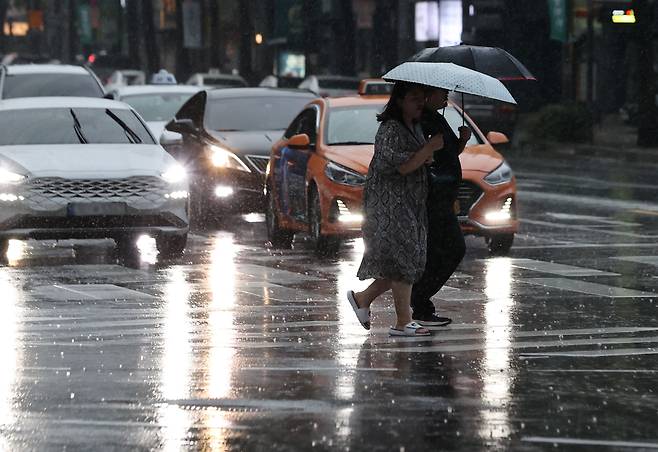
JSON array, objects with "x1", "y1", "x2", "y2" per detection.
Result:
[{"x1": 280, "y1": 107, "x2": 318, "y2": 221}]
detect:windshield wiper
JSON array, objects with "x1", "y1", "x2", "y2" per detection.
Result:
[
  {"x1": 105, "y1": 109, "x2": 142, "y2": 144},
  {"x1": 329, "y1": 141, "x2": 372, "y2": 146},
  {"x1": 70, "y1": 109, "x2": 88, "y2": 144}
]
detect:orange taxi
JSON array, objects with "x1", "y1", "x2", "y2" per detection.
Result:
[{"x1": 265, "y1": 89, "x2": 519, "y2": 255}]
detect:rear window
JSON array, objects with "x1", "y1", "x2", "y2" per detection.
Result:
[
  {"x1": 319, "y1": 79, "x2": 360, "y2": 90},
  {"x1": 2, "y1": 73, "x2": 104, "y2": 99},
  {"x1": 0, "y1": 107, "x2": 155, "y2": 145},
  {"x1": 122, "y1": 92, "x2": 197, "y2": 121},
  {"x1": 205, "y1": 77, "x2": 247, "y2": 87},
  {"x1": 205, "y1": 96, "x2": 311, "y2": 131}
]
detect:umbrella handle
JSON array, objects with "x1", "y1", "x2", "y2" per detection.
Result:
[{"x1": 461, "y1": 92, "x2": 465, "y2": 127}]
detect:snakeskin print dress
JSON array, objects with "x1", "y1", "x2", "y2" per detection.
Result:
[{"x1": 357, "y1": 119, "x2": 428, "y2": 284}]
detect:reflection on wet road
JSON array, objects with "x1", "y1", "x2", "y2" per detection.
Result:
[{"x1": 1, "y1": 155, "x2": 658, "y2": 450}]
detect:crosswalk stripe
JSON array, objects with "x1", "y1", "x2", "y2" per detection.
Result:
[{"x1": 524, "y1": 278, "x2": 656, "y2": 298}]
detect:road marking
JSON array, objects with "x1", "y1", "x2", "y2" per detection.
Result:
[
  {"x1": 546, "y1": 212, "x2": 641, "y2": 227},
  {"x1": 31, "y1": 284, "x2": 156, "y2": 301},
  {"x1": 433, "y1": 286, "x2": 486, "y2": 301},
  {"x1": 522, "y1": 219, "x2": 658, "y2": 239},
  {"x1": 520, "y1": 348, "x2": 658, "y2": 358},
  {"x1": 520, "y1": 189, "x2": 658, "y2": 212},
  {"x1": 611, "y1": 255, "x2": 658, "y2": 267},
  {"x1": 513, "y1": 243, "x2": 658, "y2": 249},
  {"x1": 521, "y1": 437, "x2": 658, "y2": 449},
  {"x1": 506, "y1": 258, "x2": 619, "y2": 277},
  {"x1": 528, "y1": 369, "x2": 658, "y2": 374},
  {"x1": 524, "y1": 278, "x2": 656, "y2": 298}
]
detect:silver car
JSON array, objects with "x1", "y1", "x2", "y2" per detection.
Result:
[{"x1": 0, "y1": 97, "x2": 189, "y2": 259}]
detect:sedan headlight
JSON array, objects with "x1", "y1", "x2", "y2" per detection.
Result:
[
  {"x1": 0, "y1": 168, "x2": 26, "y2": 184},
  {"x1": 161, "y1": 165, "x2": 187, "y2": 184},
  {"x1": 483, "y1": 161, "x2": 513, "y2": 186},
  {"x1": 325, "y1": 161, "x2": 365, "y2": 186},
  {"x1": 209, "y1": 145, "x2": 250, "y2": 172}
]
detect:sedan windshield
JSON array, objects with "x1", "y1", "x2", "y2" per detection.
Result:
[
  {"x1": 122, "y1": 92, "x2": 197, "y2": 121},
  {"x1": 326, "y1": 105, "x2": 482, "y2": 146},
  {"x1": 0, "y1": 108, "x2": 155, "y2": 145},
  {"x1": 205, "y1": 96, "x2": 311, "y2": 131},
  {"x1": 2, "y1": 74, "x2": 104, "y2": 99}
]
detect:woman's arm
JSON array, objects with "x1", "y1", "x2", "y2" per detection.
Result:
[{"x1": 398, "y1": 134, "x2": 444, "y2": 175}]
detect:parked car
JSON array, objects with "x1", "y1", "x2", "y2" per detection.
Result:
[
  {"x1": 104, "y1": 69, "x2": 146, "y2": 92},
  {"x1": 0, "y1": 97, "x2": 189, "y2": 258},
  {"x1": 108, "y1": 85, "x2": 203, "y2": 139},
  {"x1": 451, "y1": 92, "x2": 518, "y2": 139},
  {"x1": 186, "y1": 71, "x2": 247, "y2": 89},
  {"x1": 163, "y1": 88, "x2": 316, "y2": 223},
  {"x1": 266, "y1": 95, "x2": 518, "y2": 255},
  {"x1": 358, "y1": 78, "x2": 394, "y2": 96},
  {"x1": 0, "y1": 64, "x2": 105, "y2": 99},
  {"x1": 298, "y1": 75, "x2": 361, "y2": 97}
]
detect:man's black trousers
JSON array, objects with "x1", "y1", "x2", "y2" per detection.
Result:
[{"x1": 411, "y1": 198, "x2": 466, "y2": 317}]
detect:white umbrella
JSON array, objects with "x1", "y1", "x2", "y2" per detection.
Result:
[{"x1": 382, "y1": 62, "x2": 517, "y2": 104}]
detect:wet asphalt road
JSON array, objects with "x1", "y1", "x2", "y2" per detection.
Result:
[{"x1": 1, "y1": 152, "x2": 658, "y2": 451}]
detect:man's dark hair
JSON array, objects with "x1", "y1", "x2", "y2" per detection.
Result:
[{"x1": 377, "y1": 81, "x2": 426, "y2": 123}]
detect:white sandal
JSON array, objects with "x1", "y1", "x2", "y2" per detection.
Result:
[
  {"x1": 346, "y1": 290, "x2": 370, "y2": 330},
  {"x1": 389, "y1": 322, "x2": 431, "y2": 337}
]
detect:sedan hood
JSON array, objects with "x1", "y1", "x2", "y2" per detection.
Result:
[
  {"x1": 0, "y1": 144, "x2": 178, "y2": 179},
  {"x1": 322, "y1": 145, "x2": 374, "y2": 175},
  {"x1": 459, "y1": 144, "x2": 504, "y2": 173},
  {"x1": 209, "y1": 130, "x2": 283, "y2": 156}
]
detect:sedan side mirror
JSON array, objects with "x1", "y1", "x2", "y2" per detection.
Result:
[
  {"x1": 288, "y1": 133, "x2": 310, "y2": 149},
  {"x1": 166, "y1": 118, "x2": 197, "y2": 134},
  {"x1": 159, "y1": 130, "x2": 183, "y2": 146},
  {"x1": 486, "y1": 131, "x2": 510, "y2": 145}
]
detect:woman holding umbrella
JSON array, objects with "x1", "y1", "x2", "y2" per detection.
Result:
[{"x1": 347, "y1": 81, "x2": 445, "y2": 337}]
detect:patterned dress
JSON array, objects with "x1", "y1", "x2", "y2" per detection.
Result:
[{"x1": 357, "y1": 119, "x2": 429, "y2": 284}]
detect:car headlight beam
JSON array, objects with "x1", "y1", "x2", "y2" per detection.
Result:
[
  {"x1": 161, "y1": 165, "x2": 187, "y2": 184},
  {"x1": 483, "y1": 161, "x2": 513, "y2": 186},
  {"x1": 209, "y1": 145, "x2": 250, "y2": 172},
  {"x1": 325, "y1": 161, "x2": 365, "y2": 186},
  {"x1": 0, "y1": 168, "x2": 26, "y2": 184}
]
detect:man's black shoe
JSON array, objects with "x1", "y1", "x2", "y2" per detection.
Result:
[{"x1": 412, "y1": 313, "x2": 452, "y2": 327}]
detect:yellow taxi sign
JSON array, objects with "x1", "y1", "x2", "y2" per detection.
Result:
[{"x1": 612, "y1": 9, "x2": 636, "y2": 24}]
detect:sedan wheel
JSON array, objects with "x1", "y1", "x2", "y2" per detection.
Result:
[
  {"x1": 266, "y1": 191, "x2": 293, "y2": 249},
  {"x1": 309, "y1": 188, "x2": 340, "y2": 257}
]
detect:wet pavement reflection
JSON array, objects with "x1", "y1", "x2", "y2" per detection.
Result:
[{"x1": 1, "y1": 155, "x2": 658, "y2": 450}]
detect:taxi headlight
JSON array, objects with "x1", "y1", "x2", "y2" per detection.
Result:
[
  {"x1": 161, "y1": 165, "x2": 187, "y2": 184},
  {"x1": 325, "y1": 161, "x2": 365, "y2": 186},
  {"x1": 484, "y1": 161, "x2": 513, "y2": 186},
  {"x1": 0, "y1": 168, "x2": 26, "y2": 184}
]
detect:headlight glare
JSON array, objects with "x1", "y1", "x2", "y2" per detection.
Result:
[
  {"x1": 325, "y1": 162, "x2": 365, "y2": 186},
  {"x1": 484, "y1": 161, "x2": 513, "y2": 185},
  {"x1": 161, "y1": 165, "x2": 187, "y2": 183},
  {"x1": 209, "y1": 145, "x2": 250, "y2": 172},
  {"x1": 0, "y1": 168, "x2": 26, "y2": 184}
]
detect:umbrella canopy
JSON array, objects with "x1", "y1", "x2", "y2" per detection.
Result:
[
  {"x1": 410, "y1": 45, "x2": 536, "y2": 81},
  {"x1": 382, "y1": 62, "x2": 517, "y2": 104}
]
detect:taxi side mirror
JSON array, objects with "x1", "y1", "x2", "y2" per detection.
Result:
[
  {"x1": 166, "y1": 118, "x2": 196, "y2": 134},
  {"x1": 288, "y1": 133, "x2": 310, "y2": 149},
  {"x1": 486, "y1": 131, "x2": 510, "y2": 145},
  {"x1": 159, "y1": 130, "x2": 183, "y2": 146}
]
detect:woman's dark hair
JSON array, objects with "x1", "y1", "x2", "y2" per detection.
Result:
[{"x1": 377, "y1": 81, "x2": 426, "y2": 122}]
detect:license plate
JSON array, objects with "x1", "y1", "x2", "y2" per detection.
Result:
[{"x1": 67, "y1": 202, "x2": 127, "y2": 217}]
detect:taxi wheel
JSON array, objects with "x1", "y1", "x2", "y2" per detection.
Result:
[
  {"x1": 157, "y1": 233, "x2": 187, "y2": 259},
  {"x1": 266, "y1": 191, "x2": 293, "y2": 249},
  {"x1": 0, "y1": 239, "x2": 8, "y2": 264},
  {"x1": 309, "y1": 188, "x2": 340, "y2": 257},
  {"x1": 487, "y1": 233, "x2": 514, "y2": 256}
]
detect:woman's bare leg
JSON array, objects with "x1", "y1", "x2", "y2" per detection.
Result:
[
  {"x1": 354, "y1": 279, "x2": 391, "y2": 309},
  {"x1": 390, "y1": 280, "x2": 413, "y2": 329}
]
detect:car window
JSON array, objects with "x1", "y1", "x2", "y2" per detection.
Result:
[
  {"x1": 297, "y1": 108, "x2": 318, "y2": 145},
  {"x1": 0, "y1": 107, "x2": 155, "y2": 145},
  {"x1": 319, "y1": 79, "x2": 360, "y2": 90},
  {"x1": 2, "y1": 73, "x2": 104, "y2": 98},
  {"x1": 326, "y1": 106, "x2": 382, "y2": 145},
  {"x1": 442, "y1": 107, "x2": 482, "y2": 145},
  {"x1": 205, "y1": 96, "x2": 310, "y2": 131},
  {"x1": 122, "y1": 92, "x2": 197, "y2": 121}
]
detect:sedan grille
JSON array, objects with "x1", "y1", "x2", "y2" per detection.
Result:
[
  {"x1": 457, "y1": 181, "x2": 483, "y2": 216},
  {"x1": 20, "y1": 176, "x2": 168, "y2": 210},
  {"x1": 245, "y1": 155, "x2": 269, "y2": 174}
]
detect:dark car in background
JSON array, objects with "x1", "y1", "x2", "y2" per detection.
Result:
[
  {"x1": 164, "y1": 88, "x2": 316, "y2": 223},
  {"x1": 452, "y1": 92, "x2": 518, "y2": 139},
  {"x1": 0, "y1": 64, "x2": 105, "y2": 99}
]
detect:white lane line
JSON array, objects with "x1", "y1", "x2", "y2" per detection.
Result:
[
  {"x1": 524, "y1": 278, "x2": 656, "y2": 298},
  {"x1": 241, "y1": 367, "x2": 397, "y2": 372},
  {"x1": 522, "y1": 219, "x2": 658, "y2": 239},
  {"x1": 513, "y1": 243, "x2": 658, "y2": 249},
  {"x1": 545, "y1": 212, "x2": 641, "y2": 227},
  {"x1": 520, "y1": 348, "x2": 658, "y2": 358},
  {"x1": 433, "y1": 286, "x2": 486, "y2": 301},
  {"x1": 521, "y1": 436, "x2": 658, "y2": 449},
  {"x1": 503, "y1": 258, "x2": 619, "y2": 277},
  {"x1": 528, "y1": 369, "x2": 658, "y2": 373},
  {"x1": 611, "y1": 256, "x2": 658, "y2": 267},
  {"x1": 520, "y1": 189, "x2": 658, "y2": 212}
]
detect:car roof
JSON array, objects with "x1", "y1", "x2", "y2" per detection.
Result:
[
  {"x1": 3, "y1": 64, "x2": 90, "y2": 75},
  {"x1": 206, "y1": 87, "x2": 317, "y2": 99},
  {"x1": 0, "y1": 96, "x2": 132, "y2": 111},
  {"x1": 113, "y1": 85, "x2": 203, "y2": 96}
]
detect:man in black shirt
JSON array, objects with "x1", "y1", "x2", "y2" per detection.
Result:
[{"x1": 411, "y1": 88, "x2": 471, "y2": 326}]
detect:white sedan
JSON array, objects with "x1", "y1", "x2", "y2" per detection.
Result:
[{"x1": 0, "y1": 97, "x2": 189, "y2": 259}]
